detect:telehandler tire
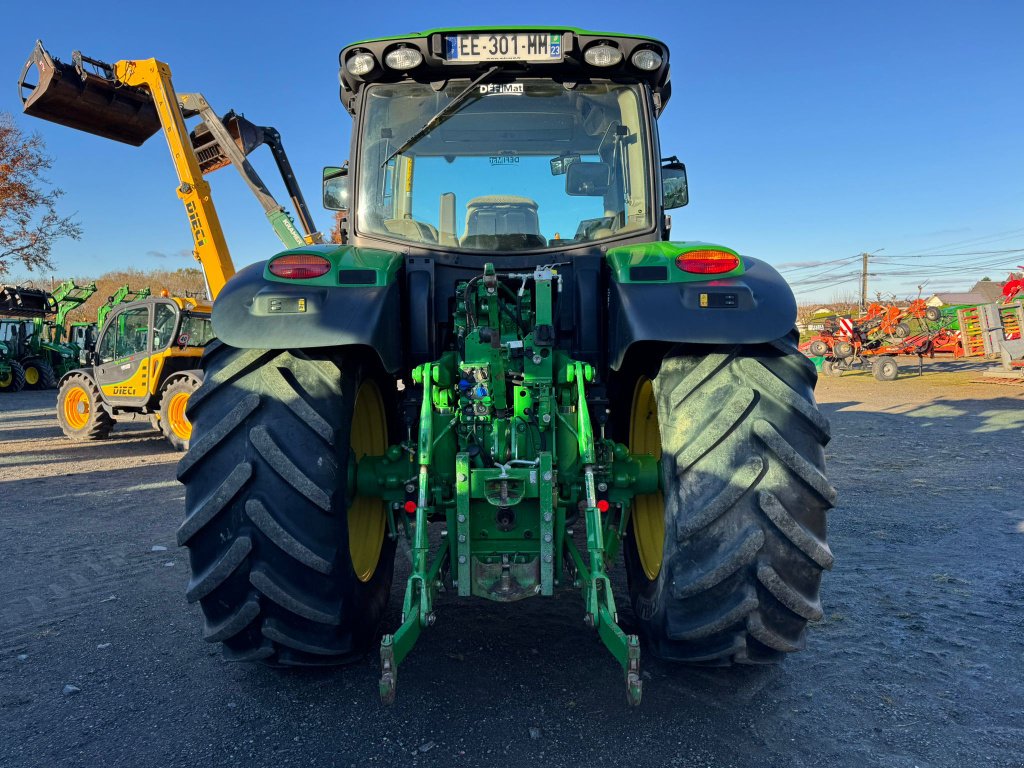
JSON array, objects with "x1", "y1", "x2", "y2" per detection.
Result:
[
  {"x1": 0, "y1": 361, "x2": 26, "y2": 393},
  {"x1": 177, "y1": 341, "x2": 397, "y2": 666},
  {"x1": 623, "y1": 335, "x2": 836, "y2": 665},
  {"x1": 158, "y1": 376, "x2": 201, "y2": 451},
  {"x1": 56, "y1": 373, "x2": 114, "y2": 440}
]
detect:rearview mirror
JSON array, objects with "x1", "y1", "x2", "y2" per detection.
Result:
[
  {"x1": 550, "y1": 153, "x2": 580, "y2": 176},
  {"x1": 662, "y1": 160, "x2": 688, "y2": 209},
  {"x1": 323, "y1": 164, "x2": 350, "y2": 210},
  {"x1": 566, "y1": 162, "x2": 610, "y2": 196}
]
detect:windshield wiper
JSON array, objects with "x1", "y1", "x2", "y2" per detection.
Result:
[{"x1": 381, "y1": 66, "x2": 499, "y2": 167}]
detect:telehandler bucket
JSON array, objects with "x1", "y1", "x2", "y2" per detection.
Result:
[
  {"x1": 188, "y1": 111, "x2": 265, "y2": 174},
  {"x1": 18, "y1": 41, "x2": 160, "y2": 146}
]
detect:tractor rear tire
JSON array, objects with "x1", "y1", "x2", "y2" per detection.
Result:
[
  {"x1": 56, "y1": 373, "x2": 114, "y2": 440},
  {"x1": 0, "y1": 361, "x2": 26, "y2": 393},
  {"x1": 623, "y1": 335, "x2": 836, "y2": 665},
  {"x1": 158, "y1": 376, "x2": 201, "y2": 452},
  {"x1": 177, "y1": 341, "x2": 397, "y2": 666},
  {"x1": 22, "y1": 357, "x2": 55, "y2": 390}
]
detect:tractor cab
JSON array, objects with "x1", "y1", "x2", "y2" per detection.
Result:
[{"x1": 326, "y1": 28, "x2": 684, "y2": 255}]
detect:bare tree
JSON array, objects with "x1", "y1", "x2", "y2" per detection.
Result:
[
  {"x1": 0, "y1": 113, "x2": 82, "y2": 277},
  {"x1": 329, "y1": 210, "x2": 347, "y2": 244}
]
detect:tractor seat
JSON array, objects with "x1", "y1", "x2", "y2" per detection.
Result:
[
  {"x1": 383, "y1": 217, "x2": 439, "y2": 244},
  {"x1": 461, "y1": 195, "x2": 545, "y2": 250}
]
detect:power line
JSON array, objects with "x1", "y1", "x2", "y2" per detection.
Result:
[
  {"x1": 882, "y1": 227, "x2": 1024, "y2": 257},
  {"x1": 874, "y1": 247, "x2": 1024, "y2": 261},
  {"x1": 779, "y1": 255, "x2": 861, "y2": 273}
]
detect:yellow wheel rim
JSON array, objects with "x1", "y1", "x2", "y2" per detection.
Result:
[
  {"x1": 25, "y1": 366, "x2": 39, "y2": 386},
  {"x1": 0, "y1": 369, "x2": 11, "y2": 388},
  {"x1": 168, "y1": 392, "x2": 192, "y2": 441},
  {"x1": 630, "y1": 378, "x2": 665, "y2": 581},
  {"x1": 63, "y1": 385, "x2": 91, "y2": 431},
  {"x1": 349, "y1": 379, "x2": 388, "y2": 583}
]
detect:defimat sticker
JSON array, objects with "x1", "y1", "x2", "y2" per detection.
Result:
[{"x1": 480, "y1": 83, "x2": 525, "y2": 95}]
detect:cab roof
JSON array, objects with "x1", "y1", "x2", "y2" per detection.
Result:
[{"x1": 338, "y1": 27, "x2": 671, "y2": 116}]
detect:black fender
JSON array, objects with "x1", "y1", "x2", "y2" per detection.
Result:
[
  {"x1": 607, "y1": 256, "x2": 797, "y2": 370},
  {"x1": 56, "y1": 366, "x2": 116, "y2": 417},
  {"x1": 56, "y1": 365, "x2": 94, "y2": 391},
  {"x1": 211, "y1": 261, "x2": 403, "y2": 373},
  {"x1": 161, "y1": 369, "x2": 203, "y2": 390}
]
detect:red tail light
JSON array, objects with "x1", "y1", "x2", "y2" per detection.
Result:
[
  {"x1": 268, "y1": 254, "x2": 331, "y2": 279},
  {"x1": 675, "y1": 250, "x2": 740, "y2": 274}
]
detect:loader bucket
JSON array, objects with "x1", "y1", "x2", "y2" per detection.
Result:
[
  {"x1": 0, "y1": 286, "x2": 54, "y2": 318},
  {"x1": 18, "y1": 41, "x2": 160, "y2": 147},
  {"x1": 189, "y1": 111, "x2": 266, "y2": 174}
]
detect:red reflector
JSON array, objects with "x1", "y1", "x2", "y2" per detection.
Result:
[
  {"x1": 404, "y1": 501, "x2": 418, "y2": 514},
  {"x1": 596, "y1": 500, "x2": 610, "y2": 513},
  {"x1": 675, "y1": 250, "x2": 740, "y2": 275},
  {"x1": 268, "y1": 254, "x2": 331, "y2": 279}
]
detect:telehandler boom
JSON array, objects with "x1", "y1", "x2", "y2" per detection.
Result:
[{"x1": 19, "y1": 42, "x2": 322, "y2": 298}]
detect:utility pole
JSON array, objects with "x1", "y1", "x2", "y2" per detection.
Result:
[{"x1": 860, "y1": 252, "x2": 869, "y2": 312}]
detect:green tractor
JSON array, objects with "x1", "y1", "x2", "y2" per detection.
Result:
[
  {"x1": 0, "y1": 337, "x2": 25, "y2": 392},
  {"x1": 0, "y1": 283, "x2": 90, "y2": 387},
  {"x1": 172, "y1": 28, "x2": 835, "y2": 704}
]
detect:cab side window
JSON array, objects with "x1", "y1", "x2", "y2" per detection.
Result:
[
  {"x1": 153, "y1": 304, "x2": 176, "y2": 351},
  {"x1": 98, "y1": 306, "x2": 150, "y2": 363}
]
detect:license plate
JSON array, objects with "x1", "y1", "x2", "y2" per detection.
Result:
[{"x1": 445, "y1": 32, "x2": 563, "y2": 63}]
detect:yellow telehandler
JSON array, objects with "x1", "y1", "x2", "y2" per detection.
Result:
[
  {"x1": 56, "y1": 293, "x2": 213, "y2": 449},
  {"x1": 20, "y1": 42, "x2": 321, "y2": 448}
]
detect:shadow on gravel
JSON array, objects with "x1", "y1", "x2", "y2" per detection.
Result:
[
  {"x1": 821, "y1": 395, "x2": 1024, "y2": 434},
  {"x1": 3, "y1": 434, "x2": 174, "y2": 467},
  {"x1": 0, "y1": 410, "x2": 54, "y2": 423},
  {"x1": 2, "y1": 463, "x2": 181, "y2": 501},
  {"x1": 0, "y1": 423, "x2": 69, "y2": 442}
]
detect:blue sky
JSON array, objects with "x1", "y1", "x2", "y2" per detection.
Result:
[{"x1": 2, "y1": 0, "x2": 1022, "y2": 303}]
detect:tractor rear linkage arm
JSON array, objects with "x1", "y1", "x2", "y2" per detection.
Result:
[{"x1": 372, "y1": 265, "x2": 655, "y2": 706}]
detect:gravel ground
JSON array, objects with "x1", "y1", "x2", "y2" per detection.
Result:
[{"x1": 1, "y1": 359, "x2": 1022, "y2": 768}]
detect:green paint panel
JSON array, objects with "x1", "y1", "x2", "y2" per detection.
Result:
[
  {"x1": 606, "y1": 241, "x2": 745, "y2": 284},
  {"x1": 264, "y1": 244, "x2": 403, "y2": 287}
]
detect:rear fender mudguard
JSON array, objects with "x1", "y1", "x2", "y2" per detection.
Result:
[
  {"x1": 608, "y1": 256, "x2": 797, "y2": 369},
  {"x1": 211, "y1": 262, "x2": 403, "y2": 373}
]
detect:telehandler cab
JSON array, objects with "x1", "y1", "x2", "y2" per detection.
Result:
[{"x1": 25, "y1": 28, "x2": 835, "y2": 706}]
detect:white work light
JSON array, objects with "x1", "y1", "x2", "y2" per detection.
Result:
[
  {"x1": 384, "y1": 47, "x2": 424, "y2": 70},
  {"x1": 346, "y1": 51, "x2": 376, "y2": 76},
  {"x1": 631, "y1": 49, "x2": 663, "y2": 71},
  {"x1": 583, "y1": 44, "x2": 623, "y2": 67}
]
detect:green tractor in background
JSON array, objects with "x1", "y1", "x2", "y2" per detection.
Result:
[
  {"x1": 170, "y1": 28, "x2": 834, "y2": 704},
  {"x1": 0, "y1": 337, "x2": 25, "y2": 392},
  {"x1": 0, "y1": 282, "x2": 95, "y2": 388}
]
